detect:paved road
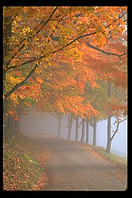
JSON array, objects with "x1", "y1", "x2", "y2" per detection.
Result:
[{"x1": 27, "y1": 133, "x2": 127, "y2": 191}]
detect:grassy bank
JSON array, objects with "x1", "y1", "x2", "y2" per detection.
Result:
[
  {"x1": 90, "y1": 145, "x2": 127, "y2": 166},
  {"x1": 3, "y1": 132, "x2": 49, "y2": 191}
]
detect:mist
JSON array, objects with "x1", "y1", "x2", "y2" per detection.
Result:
[{"x1": 19, "y1": 107, "x2": 127, "y2": 158}]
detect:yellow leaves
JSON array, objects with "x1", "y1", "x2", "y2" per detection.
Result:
[
  {"x1": 45, "y1": 57, "x2": 50, "y2": 62},
  {"x1": 35, "y1": 67, "x2": 43, "y2": 74},
  {"x1": 9, "y1": 93, "x2": 19, "y2": 105},
  {"x1": 22, "y1": 27, "x2": 31, "y2": 35},
  {"x1": 7, "y1": 73, "x2": 24, "y2": 86}
]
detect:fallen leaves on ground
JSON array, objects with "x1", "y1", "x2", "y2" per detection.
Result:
[{"x1": 3, "y1": 132, "x2": 50, "y2": 191}]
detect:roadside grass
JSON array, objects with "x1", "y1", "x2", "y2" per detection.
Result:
[
  {"x1": 3, "y1": 132, "x2": 48, "y2": 191},
  {"x1": 89, "y1": 145, "x2": 127, "y2": 166}
]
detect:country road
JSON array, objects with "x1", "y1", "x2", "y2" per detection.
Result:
[{"x1": 25, "y1": 133, "x2": 127, "y2": 191}]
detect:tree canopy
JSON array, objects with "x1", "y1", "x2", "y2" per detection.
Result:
[{"x1": 3, "y1": 6, "x2": 127, "y2": 126}]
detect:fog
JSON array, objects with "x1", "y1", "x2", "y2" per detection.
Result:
[{"x1": 19, "y1": 107, "x2": 127, "y2": 158}]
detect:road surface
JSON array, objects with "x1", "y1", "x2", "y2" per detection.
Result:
[{"x1": 26, "y1": 133, "x2": 127, "y2": 191}]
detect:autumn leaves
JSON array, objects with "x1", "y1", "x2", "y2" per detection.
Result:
[{"x1": 3, "y1": 6, "x2": 127, "y2": 138}]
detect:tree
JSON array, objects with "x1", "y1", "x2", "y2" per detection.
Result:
[
  {"x1": 57, "y1": 113, "x2": 62, "y2": 137},
  {"x1": 80, "y1": 118, "x2": 85, "y2": 143},
  {"x1": 105, "y1": 82, "x2": 127, "y2": 153},
  {"x1": 3, "y1": 6, "x2": 127, "y2": 140},
  {"x1": 86, "y1": 119, "x2": 90, "y2": 144},
  {"x1": 92, "y1": 117, "x2": 97, "y2": 146},
  {"x1": 106, "y1": 81, "x2": 112, "y2": 153},
  {"x1": 75, "y1": 116, "x2": 79, "y2": 141},
  {"x1": 67, "y1": 113, "x2": 73, "y2": 140},
  {"x1": 3, "y1": 6, "x2": 127, "y2": 99}
]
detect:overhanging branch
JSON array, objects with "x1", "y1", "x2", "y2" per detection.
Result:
[
  {"x1": 6, "y1": 6, "x2": 58, "y2": 70},
  {"x1": 4, "y1": 64, "x2": 38, "y2": 100},
  {"x1": 86, "y1": 41, "x2": 126, "y2": 57}
]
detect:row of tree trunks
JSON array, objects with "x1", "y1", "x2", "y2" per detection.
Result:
[
  {"x1": 57, "y1": 114, "x2": 98, "y2": 146},
  {"x1": 77, "y1": 117, "x2": 97, "y2": 145}
]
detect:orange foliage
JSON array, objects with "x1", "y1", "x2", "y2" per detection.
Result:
[{"x1": 3, "y1": 6, "x2": 127, "y2": 120}]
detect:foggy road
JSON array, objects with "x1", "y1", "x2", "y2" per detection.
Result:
[{"x1": 26, "y1": 133, "x2": 127, "y2": 191}]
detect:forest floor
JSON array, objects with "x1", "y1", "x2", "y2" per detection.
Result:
[
  {"x1": 3, "y1": 132, "x2": 127, "y2": 191},
  {"x1": 26, "y1": 133, "x2": 127, "y2": 191}
]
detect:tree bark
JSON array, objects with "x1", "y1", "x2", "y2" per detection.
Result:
[
  {"x1": 67, "y1": 114, "x2": 73, "y2": 140},
  {"x1": 57, "y1": 114, "x2": 62, "y2": 137},
  {"x1": 106, "y1": 81, "x2": 112, "y2": 153},
  {"x1": 86, "y1": 119, "x2": 89, "y2": 144},
  {"x1": 93, "y1": 117, "x2": 97, "y2": 146},
  {"x1": 3, "y1": 99, "x2": 9, "y2": 141},
  {"x1": 3, "y1": 7, "x2": 12, "y2": 81},
  {"x1": 80, "y1": 119, "x2": 85, "y2": 143},
  {"x1": 75, "y1": 116, "x2": 79, "y2": 142}
]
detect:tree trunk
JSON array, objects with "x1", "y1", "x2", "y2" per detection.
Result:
[
  {"x1": 3, "y1": 8, "x2": 12, "y2": 143},
  {"x1": 3, "y1": 8, "x2": 12, "y2": 81},
  {"x1": 86, "y1": 119, "x2": 89, "y2": 144},
  {"x1": 106, "y1": 116, "x2": 111, "y2": 153},
  {"x1": 75, "y1": 116, "x2": 79, "y2": 141},
  {"x1": 106, "y1": 81, "x2": 112, "y2": 153},
  {"x1": 57, "y1": 114, "x2": 62, "y2": 137},
  {"x1": 93, "y1": 117, "x2": 97, "y2": 146},
  {"x1": 67, "y1": 114, "x2": 73, "y2": 140},
  {"x1": 80, "y1": 119, "x2": 85, "y2": 143},
  {"x1": 3, "y1": 99, "x2": 9, "y2": 141}
]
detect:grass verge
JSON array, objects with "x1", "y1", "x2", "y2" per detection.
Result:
[{"x1": 89, "y1": 145, "x2": 127, "y2": 166}]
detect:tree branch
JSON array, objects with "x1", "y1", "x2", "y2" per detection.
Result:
[
  {"x1": 4, "y1": 64, "x2": 38, "y2": 100},
  {"x1": 86, "y1": 41, "x2": 126, "y2": 57},
  {"x1": 8, "y1": 6, "x2": 24, "y2": 25},
  {"x1": 111, "y1": 117, "x2": 127, "y2": 141},
  {"x1": 4, "y1": 10, "x2": 127, "y2": 100},
  {"x1": 7, "y1": 31, "x2": 97, "y2": 71},
  {"x1": 6, "y1": 10, "x2": 127, "y2": 71},
  {"x1": 6, "y1": 6, "x2": 58, "y2": 70},
  {"x1": 105, "y1": 12, "x2": 127, "y2": 29}
]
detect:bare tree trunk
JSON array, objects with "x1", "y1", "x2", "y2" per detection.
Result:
[
  {"x1": 80, "y1": 119, "x2": 85, "y2": 143},
  {"x1": 57, "y1": 114, "x2": 62, "y2": 137},
  {"x1": 86, "y1": 119, "x2": 89, "y2": 144},
  {"x1": 106, "y1": 116, "x2": 112, "y2": 153},
  {"x1": 106, "y1": 81, "x2": 112, "y2": 153},
  {"x1": 67, "y1": 114, "x2": 73, "y2": 140},
  {"x1": 75, "y1": 116, "x2": 79, "y2": 141},
  {"x1": 93, "y1": 117, "x2": 97, "y2": 146}
]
